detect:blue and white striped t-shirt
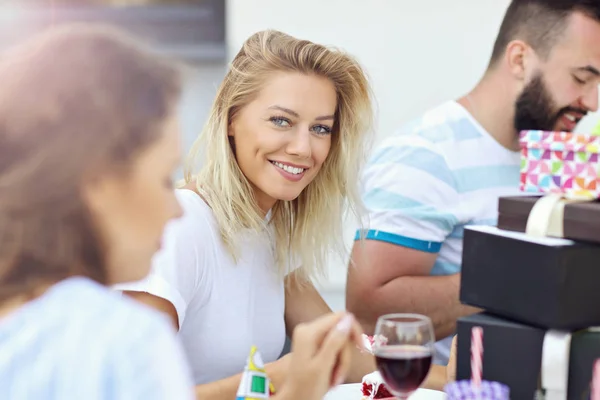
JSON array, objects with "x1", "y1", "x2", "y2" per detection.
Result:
[
  {"x1": 357, "y1": 101, "x2": 521, "y2": 363},
  {"x1": 0, "y1": 277, "x2": 194, "y2": 400}
]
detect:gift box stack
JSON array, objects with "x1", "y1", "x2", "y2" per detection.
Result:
[{"x1": 455, "y1": 130, "x2": 600, "y2": 400}]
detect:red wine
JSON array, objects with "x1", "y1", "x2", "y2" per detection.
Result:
[{"x1": 374, "y1": 345, "x2": 432, "y2": 394}]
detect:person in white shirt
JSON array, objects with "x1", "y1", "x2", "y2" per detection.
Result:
[
  {"x1": 118, "y1": 29, "x2": 454, "y2": 397},
  {"x1": 346, "y1": 0, "x2": 600, "y2": 366}
]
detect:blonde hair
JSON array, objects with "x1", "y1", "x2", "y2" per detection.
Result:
[{"x1": 184, "y1": 30, "x2": 373, "y2": 282}]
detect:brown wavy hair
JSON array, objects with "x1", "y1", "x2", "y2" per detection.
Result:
[{"x1": 0, "y1": 24, "x2": 181, "y2": 301}]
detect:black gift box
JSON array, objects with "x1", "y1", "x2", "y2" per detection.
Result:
[
  {"x1": 460, "y1": 225, "x2": 600, "y2": 330},
  {"x1": 498, "y1": 195, "x2": 600, "y2": 244},
  {"x1": 457, "y1": 313, "x2": 600, "y2": 400},
  {"x1": 456, "y1": 313, "x2": 545, "y2": 399}
]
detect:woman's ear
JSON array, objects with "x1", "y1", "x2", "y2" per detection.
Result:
[
  {"x1": 227, "y1": 123, "x2": 237, "y2": 155},
  {"x1": 228, "y1": 116, "x2": 236, "y2": 137}
]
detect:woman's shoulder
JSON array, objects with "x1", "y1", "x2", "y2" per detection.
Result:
[
  {"x1": 57, "y1": 278, "x2": 175, "y2": 332},
  {"x1": 1, "y1": 277, "x2": 175, "y2": 347},
  {"x1": 166, "y1": 188, "x2": 220, "y2": 246},
  {"x1": 174, "y1": 188, "x2": 213, "y2": 220}
]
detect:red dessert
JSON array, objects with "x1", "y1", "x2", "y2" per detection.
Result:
[
  {"x1": 361, "y1": 371, "x2": 394, "y2": 399},
  {"x1": 361, "y1": 334, "x2": 388, "y2": 354}
]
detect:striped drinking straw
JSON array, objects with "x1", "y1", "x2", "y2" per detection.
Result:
[
  {"x1": 592, "y1": 359, "x2": 600, "y2": 400},
  {"x1": 471, "y1": 326, "x2": 484, "y2": 390}
]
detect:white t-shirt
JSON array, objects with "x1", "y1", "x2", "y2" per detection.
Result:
[
  {"x1": 115, "y1": 189, "x2": 287, "y2": 384},
  {"x1": 357, "y1": 101, "x2": 521, "y2": 364}
]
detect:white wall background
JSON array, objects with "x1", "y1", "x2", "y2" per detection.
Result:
[
  {"x1": 178, "y1": 62, "x2": 226, "y2": 155},
  {"x1": 180, "y1": 0, "x2": 600, "y2": 311}
]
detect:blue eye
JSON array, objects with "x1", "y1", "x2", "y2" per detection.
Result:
[
  {"x1": 270, "y1": 116, "x2": 291, "y2": 127},
  {"x1": 312, "y1": 125, "x2": 332, "y2": 135}
]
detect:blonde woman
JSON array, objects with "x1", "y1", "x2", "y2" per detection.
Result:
[
  {"x1": 116, "y1": 29, "x2": 374, "y2": 395},
  {"x1": 121, "y1": 30, "x2": 449, "y2": 398}
]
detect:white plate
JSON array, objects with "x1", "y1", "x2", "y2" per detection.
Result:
[{"x1": 324, "y1": 383, "x2": 447, "y2": 399}]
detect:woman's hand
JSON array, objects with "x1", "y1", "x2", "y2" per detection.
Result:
[
  {"x1": 265, "y1": 353, "x2": 292, "y2": 391},
  {"x1": 275, "y1": 312, "x2": 363, "y2": 400}
]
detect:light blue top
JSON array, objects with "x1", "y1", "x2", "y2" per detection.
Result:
[
  {"x1": 357, "y1": 101, "x2": 521, "y2": 363},
  {"x1": 0, "y1": 276, "x2": 194, "y2": 399}
]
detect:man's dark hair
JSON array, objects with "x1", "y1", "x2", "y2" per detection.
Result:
[{"x1": 489, "y1": 0, "x2": 600, "y2": 65}]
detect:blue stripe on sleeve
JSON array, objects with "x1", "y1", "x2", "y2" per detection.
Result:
[{"x1": 355, "y1": 229, "x2": 442, "y2": 253}]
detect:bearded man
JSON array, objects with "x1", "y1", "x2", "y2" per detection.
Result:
[{"x1": 347, "y1": 0, "x2": 600, "y2": 365}]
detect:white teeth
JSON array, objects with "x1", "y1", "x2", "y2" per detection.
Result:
[
  {"x1": 273, "y1": 161, "x2": 305, "y2": 175},
  {"x1": 565, "y1": 114, "x2": 576, "y2": 122}
]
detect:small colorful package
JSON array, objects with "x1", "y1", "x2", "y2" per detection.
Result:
[
  {"x1": 520, "y1": 130, "x2": 600, "y2": 199},
  {"x1": 593, "y1": 120, "x2": 600, "y2": 136},
  {"x1": 235, "y1": 346, "x2": 276, "y2": 400}
]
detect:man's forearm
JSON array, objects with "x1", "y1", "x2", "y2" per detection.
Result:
[{"x1": 353, "y1": 273, "x2": 479, "y2": 338}]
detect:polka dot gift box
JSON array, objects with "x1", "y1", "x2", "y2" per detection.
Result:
[{"x1": 519, "y1": 130, "x2": 600, "y2": 200}]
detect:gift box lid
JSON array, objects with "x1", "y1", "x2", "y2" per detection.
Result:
[
  {"x1": 499, "y1": 195, "x2": 600, "y2": 225},
  {"x1": 498, "y1": 195, "x2": 600, "y2": 243},
  {"x1": 520, "y1": 130, "x2": 600, "y2": 154}
]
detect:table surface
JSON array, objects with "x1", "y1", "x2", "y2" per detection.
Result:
[{"x1": 324, "y1": 383, "x2": 447, "y2": 399}]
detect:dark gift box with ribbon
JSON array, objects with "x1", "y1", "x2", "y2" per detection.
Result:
[
  {"x1": 498, "y1": 194, "x2": 600, "y2": 244},
  {"x1": 459, "y1": 225, "x2": 600, "y2": 330},
  {"x1": 457, "y1": 313, "x2": 600, "y2": 400}
]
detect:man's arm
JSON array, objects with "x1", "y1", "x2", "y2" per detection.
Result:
[{"x1": 346, "y1": 239, "x2": 479, "y2": 339}]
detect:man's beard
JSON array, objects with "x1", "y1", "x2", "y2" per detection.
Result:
[{"x1": 514, "y1": 73, "x2": 585, "y2": 133}]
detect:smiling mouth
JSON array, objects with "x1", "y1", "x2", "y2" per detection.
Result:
[
  {"x1": 564, "y1": 113, "x2": 579, "y2": 123},
  {"x1": 559, "y1": 108, "x2": 587, "y2": 126},
  {"x1": 269, "y1": 161, "x2": 307, "y2": 175}
]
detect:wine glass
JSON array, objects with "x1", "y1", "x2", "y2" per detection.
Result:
[{"x1": 372, "y1": 313, "x2": 435, "y2": 399}]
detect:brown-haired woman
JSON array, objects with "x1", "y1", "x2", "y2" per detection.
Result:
[{"x1": 0, "y1": 24, "x2": 365, "y2": 400}]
